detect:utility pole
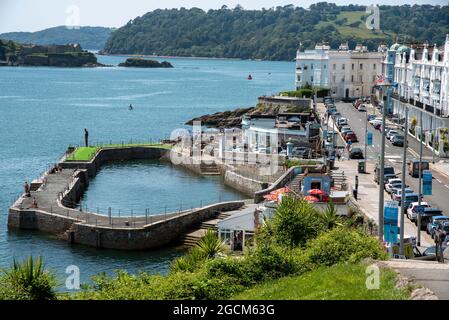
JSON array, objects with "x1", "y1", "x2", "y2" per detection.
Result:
[
  {"x1": 432, "y1": 114, "x2": 436, "y2": 164},
  {"x1": 364, "y1": 108, "x2": 368, "y2": 169},
  {"x1": 399, "y1": 107, "x2": 408, "y2": 256},
  {"x1": 378, "y1": 88, "x2": 389, "y2": 242},
  {"x1": 417, "y1": 111, "x2": 423, "y2": 246}
]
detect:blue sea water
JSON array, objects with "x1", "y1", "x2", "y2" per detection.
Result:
[{"x1": 0, "y1": 55, "x2": 294, "y2": 287}]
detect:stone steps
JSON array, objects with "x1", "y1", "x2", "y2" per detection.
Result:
[{"x1": 200, "y1": 162, "x2": 221, "y2": 175}]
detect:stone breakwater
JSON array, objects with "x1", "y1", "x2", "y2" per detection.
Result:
[{"x1": 8, "y1": 146, "x2": 245, "y2": 250}]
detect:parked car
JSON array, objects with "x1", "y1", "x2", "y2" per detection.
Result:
[
  {"x1": 391, "y1": 188, "x2": 414, "y2": 202},
  {"x1": 385, "y1": 178, "x2": 403, "y2": 193},
  {"x1": 292, "y1": 147, "x2": 311, "y2": 159},
  {"x1": 391, "y1": 135, "x2": 405, "y2": 146},
  {"x1": 344, "y1": 132, "x2": 358, "y2": 143},
  {"x1": 367, "y1": 114, "x2": 377, "y2": 122},
  {"x1": 369, "y1": 117, "x2": 383, "y2": 125},
  {"x1": 374, "y1": 165, "x2": 396, "y2": 184},
  {"x1": 340, "y1": 126, "x2": 352, "y2": 135},
  {"x1": 342, "y1": 130, "x2": 354, "y2": 139},
  {"x1": 349, "y1": 147, "x2": 364, "y2": 159},
  {"x1": 406, "y1": 202, "x2": 430, "y2": 221},
  {"x1": 418, "y1": 208, "x2": 445, "y2": 230},
  {"x1": 426, "y1": 216, "x2": 449, "y2": 238},
  {"x1": 408, "y1": 160, "x2": 430, "y2": 178},
  {"x1": 386, "y1": 129, "x2": 400, "y2": 140},
  {"x1": 326, "y1": 130, "x2": 337, "y2": 142},
  {"x1": 332, "y1": 112, "x2": 342, "y2": 119},
  {"x1": 337, "y1": 117, "x2": 348, "y2": 129},
  {"x1": 358, "y1": 105, "x2": 367, "y2": 112},
  {"x1": 401, "y1": 194, "x2": 421, "y2": 212}
]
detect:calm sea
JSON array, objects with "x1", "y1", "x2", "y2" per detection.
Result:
[{"x1": 0, "y1": 55, "x2": 294, "y2": 286}]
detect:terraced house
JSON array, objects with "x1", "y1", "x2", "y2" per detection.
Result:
[
  {"x1": 295, "y1": 42, "x2": 383, "y2": 99},
  {"x1": 391, "y1": 35, "x2": 449, "y2": 156}
]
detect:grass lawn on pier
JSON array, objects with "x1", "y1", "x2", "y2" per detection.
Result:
[{"x1": 66, "y1": 143, "x2": 173, "y2": 161}]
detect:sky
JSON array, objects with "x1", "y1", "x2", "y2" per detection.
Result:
[{"x1": 0, "y1": 0, "x2": 447, "y2": 33}]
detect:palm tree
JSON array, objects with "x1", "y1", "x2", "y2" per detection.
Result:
[
  {"x1": 0, "y1": 256, "x2": 57, "y2": 300},
  {"x1": 196, "y1": 229, "x2": 226, "y2": 259},
  {"x1": 320, "y1": 202, "x2": 344, "y2": 230},
  {"x1": 170, "y1": 230, "x2": 226, "y2": 273}
]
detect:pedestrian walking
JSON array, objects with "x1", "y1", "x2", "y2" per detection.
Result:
[
  {"x1": 337, "y1": 149, "x2": 342, "y2": 161},
  {"x1": 84, "y1": 128, "x2": 89, "y2": 147}
]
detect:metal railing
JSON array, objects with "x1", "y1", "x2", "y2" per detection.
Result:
[{"x1": 54, "y1": 193, "x2": 242, "y2": 228}]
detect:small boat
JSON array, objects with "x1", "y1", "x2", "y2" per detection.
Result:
[{"x1": 247, "y1": 74, "x2": 253, "y2": 80}]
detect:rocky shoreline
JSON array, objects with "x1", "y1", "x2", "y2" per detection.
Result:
[
  {"x1": 185, "y1": 103, "x2": 295, "y2": 128},
  {"x1": 119, "y1": 58, "x2": 173, "y2": 68}
]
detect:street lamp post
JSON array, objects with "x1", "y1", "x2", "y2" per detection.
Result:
[
  {"x1": 417, "y1": 111, "x2": 424, "y2": 246},
  {"x1": 399, "y1": 107, "x2": 409, "y2": 256},
  {"x1": 364, "y1": 108, "x2": 368, "y2": 170},
  {"x1": 377, "y1": 88, "x2": 389, "y2": 242}
]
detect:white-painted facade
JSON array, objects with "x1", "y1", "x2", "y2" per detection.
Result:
[
  {"x1": 392, "y1": 35, "x2": 449, "y2": 152},
  {"x1": 295, "y1": 43, "x2": 383, "y2": 98},
  {"x1": 295, "y1": 44, "x2": 330, "y2": 89},
  {"x1": 329, "y1": 45, "x2": 383, "y2": 99}
]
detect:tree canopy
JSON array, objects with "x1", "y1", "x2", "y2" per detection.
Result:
[{"x1": 103, "y1": 3, "x2": 449, "y2": 61}]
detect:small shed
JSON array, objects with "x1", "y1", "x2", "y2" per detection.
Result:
[{"x1": 218, "y1": 204, "x2": 277, "y2": 251}]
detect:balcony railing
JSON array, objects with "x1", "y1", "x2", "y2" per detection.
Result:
[
  {"x1": 415, "y1": 101, "x2": 424, "y2": 109},
  {"x1": 425, "y1": 104, "x2": 434, "y2": 114}
]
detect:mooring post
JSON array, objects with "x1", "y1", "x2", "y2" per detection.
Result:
[
  {"x1": 108, "y1": 207, "x2": 112, "y2": 225},
  {"x1": 145, "y1": 209, "x2": 148, "y2": 225}
]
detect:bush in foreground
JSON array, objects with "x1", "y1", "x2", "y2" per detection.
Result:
[{"x1": 0, "y1": 256, "x2": 57, "y2": 300}]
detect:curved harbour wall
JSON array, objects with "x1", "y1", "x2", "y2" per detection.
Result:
[{"x1": 8, "y1": 146, "x2": 246, "y2": 250}]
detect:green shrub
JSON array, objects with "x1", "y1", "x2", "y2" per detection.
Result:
[
  {"x1": 261, "y1": 196, "x2": 325, "y2": 247},
  {"x1": 0, "y1": 256, "x2": 57, "y2": 300},
  {"x1": 319, "y1": 202, "x2": 345, "y2": 230},
  {"x1": 170, "y1": 247, "x2": 207, "y2": 273},
  {"x1": 305, "y1": 227, "x2": 388, "y2": 266},
  {"x1": 171, "y1": 230, "x2": 226, "y2": 273},
  {"x1": 244, "y1": 244, "x2": 300, "y2": 282}
]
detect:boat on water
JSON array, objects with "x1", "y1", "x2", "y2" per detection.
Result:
[{"x1": 247, "y1": 74, "x2": 253, "y2": 80}]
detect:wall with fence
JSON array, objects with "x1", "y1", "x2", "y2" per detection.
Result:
[{"x1": 69, "y1": 201, "x2": 245, "y2": 250}]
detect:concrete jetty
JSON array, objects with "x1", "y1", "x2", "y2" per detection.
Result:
[{"x1": 8, "y1": 146, "x2": 246, "y2": 250}]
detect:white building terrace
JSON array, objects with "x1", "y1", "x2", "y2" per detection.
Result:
[
  {"x1": 295, "y1": 42, "x2": 384, "y2": 99},
  {"x1": 391, "y1": 35, "x2": 449, "y2": 156}
]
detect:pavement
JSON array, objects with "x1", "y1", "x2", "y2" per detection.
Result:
[
  {"x1": 384, "y1": 259, "x2": 449, "y2": 300},
  {"x1": 318, "y1": 102, "x2": 449, "y2": 298},
  {"x1": 317, "y1": 102, "x2": 434, "y2": 247}
]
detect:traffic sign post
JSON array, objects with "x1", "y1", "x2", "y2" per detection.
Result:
[
  {"x1": 422, "y1": 170, "x2": 432, "y2": 196},
  {"x1": 384, "y1": 201, "x2": 399, "y2": 246},
  {"x1": 367, "y1": 131, "x2": 373, "y2": 146}
]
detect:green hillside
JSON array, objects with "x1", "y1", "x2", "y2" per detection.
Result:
[
  {"x1": 0, "y1": 26, "x2": 113, "y2": 50},
  {"x1": 103, "y1": 3, "x2": 449, "y2": 61}
]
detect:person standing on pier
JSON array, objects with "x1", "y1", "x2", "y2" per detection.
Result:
[
  {"x1": 24, "y1": 181, "x2": 30, "y2": 197},
  {"x1": 84, "y1": 128, "x2": 89, "y2": 147}
]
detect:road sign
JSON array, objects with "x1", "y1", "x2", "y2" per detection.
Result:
[
  {"x1": 384, "y1": 201, "x2": 399, "y2": 243},
  {"x1": 384, "y1": 224, "x2": 399, "y2": 244},
  {"x1": 422, "y1": 170, "x2": 432, "y2": 196},
  {"x1": 384, "y1": 201, "x2": 398, "y2": 225},
  {"x1": 367, "y1": 131, "x2": 373, "y2": 146}
]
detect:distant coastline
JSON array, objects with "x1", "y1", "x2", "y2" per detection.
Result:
[{"x1": 98, "y1": 52, "x2": 274, "y2": 62}]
